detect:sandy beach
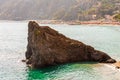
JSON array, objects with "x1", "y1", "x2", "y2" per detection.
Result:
[
  {"x1": 114, "y1": 62, "x2": 120, "y2": 68},
  {"x1": 35, "y1": 20, "x2": 120, "y2": 25}
]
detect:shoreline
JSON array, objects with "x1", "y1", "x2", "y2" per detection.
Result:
[
  {"x1": 36, "y1": 20, "x2": 120, "y2": 26},
  {"x1": 0, "y1": 20, "x2": 120, "y2": 26},
  {"x1": 103, "y1": 62, "x2": 120, "y2": 72}
]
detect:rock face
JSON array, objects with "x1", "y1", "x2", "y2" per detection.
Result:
[{"x1": 26, "y1": 21, "x2": 116, "y2": 68}]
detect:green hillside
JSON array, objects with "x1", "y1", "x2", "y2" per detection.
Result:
[{"x1": 0, "y1": 0, "x2": 120, "y2": 21}]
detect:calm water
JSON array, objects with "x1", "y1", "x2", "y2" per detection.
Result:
[{"x1": 0, "y1": 22, "x2": 120, "y2": 80}]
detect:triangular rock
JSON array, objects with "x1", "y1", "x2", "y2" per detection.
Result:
[{"x1": 26, "y1": 21, "x2": 116, "y2": 68}]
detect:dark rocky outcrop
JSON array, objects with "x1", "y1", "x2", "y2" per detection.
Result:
[{"x1": 26, "y1": 21, "x2": 116, "y2": 68}]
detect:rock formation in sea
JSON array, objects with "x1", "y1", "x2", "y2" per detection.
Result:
[{"x1": 25, "y1": 21, "x2": 116, "y2": 68}]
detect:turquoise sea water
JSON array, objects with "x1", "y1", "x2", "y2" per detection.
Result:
[{"x1": 0, "y1": 22, "x2": 120, "y2": 80}]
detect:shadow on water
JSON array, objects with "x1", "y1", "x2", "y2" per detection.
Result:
[{"x1": 26, "y1": 62, "x2": 98, "y2": 80}]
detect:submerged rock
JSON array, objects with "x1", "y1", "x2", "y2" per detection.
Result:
[{"x1": 26, "y1": 21, "x2": 116, "y2": 68}]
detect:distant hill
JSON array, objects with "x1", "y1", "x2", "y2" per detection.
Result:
[{"x1": 0, "y1": 0, "x2": 120, "y2": 21}]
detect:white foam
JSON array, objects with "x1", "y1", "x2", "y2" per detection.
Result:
[{"x1": 104, "y1": 64, "x2": 120, "y2": 72}]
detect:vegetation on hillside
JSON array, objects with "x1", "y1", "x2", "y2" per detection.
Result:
[
  {"x1": 114, "y1": 14, "x2": 120, "y2": 21},
  {"x1": 0, "y1": 0, "x2": 120, "y2": 21}
]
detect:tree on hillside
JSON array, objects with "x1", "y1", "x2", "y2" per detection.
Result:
[{"x1": 114, "y1": 14, "x2": 120, "y2": 21}]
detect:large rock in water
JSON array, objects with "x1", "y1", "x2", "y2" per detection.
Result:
[{"x1": 26, "y1": 21, "x2": 116, "y2": 68}]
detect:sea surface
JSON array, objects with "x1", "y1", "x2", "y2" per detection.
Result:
[{"x1": 0, "y1": 22, "x2": 120, "y2": 80}]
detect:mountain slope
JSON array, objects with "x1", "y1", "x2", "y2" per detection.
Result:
[{"x1": 0, "y1": 0, "x2": 119, "y2": 21}]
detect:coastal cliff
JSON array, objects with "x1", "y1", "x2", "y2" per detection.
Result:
[{"x1": 26, "y1": 21, "x2": 116, "y2": 68}]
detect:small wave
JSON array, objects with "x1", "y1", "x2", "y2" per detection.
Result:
[{"x1": 104, "y1": 64, "x2": 120, "y2": 72}]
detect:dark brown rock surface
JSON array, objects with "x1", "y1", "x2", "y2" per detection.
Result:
[{"x1": 26, "y1": 21, "x2": 116, "y2": 68}]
